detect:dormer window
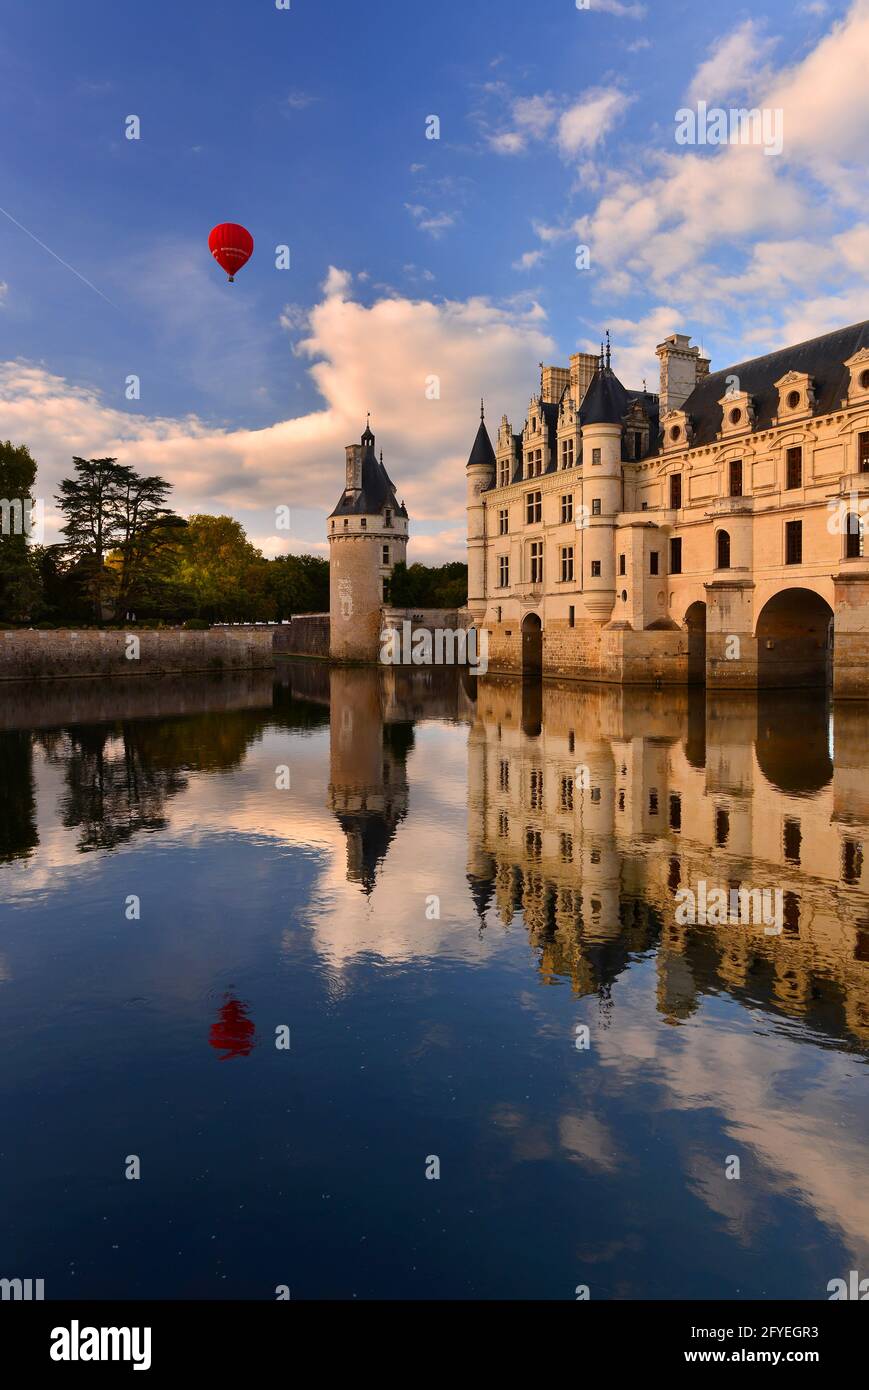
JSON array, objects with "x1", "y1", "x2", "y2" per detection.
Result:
[
  {"x1": 717, "y1": 390, "x2": 754, "y2": 437},
  {"x1": 774, "y1": 370, "x2": 815, "y2": 418},
  {"x1": 662, "y1": 409, "x2": 693, "y2": 451},
  {"x1": 385, "y1": 508, "x2": 393, "y2": 528},
  {"x1": 843, "y1": 350, "x2": 869, "y2": 404}
]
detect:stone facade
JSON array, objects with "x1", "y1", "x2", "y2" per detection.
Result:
[{"x1": 466, "y1": 321, "x2": 869, "y2": 695}]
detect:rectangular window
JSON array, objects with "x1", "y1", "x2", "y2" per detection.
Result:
[
  {"x1": 382, "y1": 545, "x2": 390, "y2": 565},
  {"x1": 385, "y1": 508, "x2": 393, "y2": 527},
  {"x1": 360, "y1": 517, "x2": 367, "y2": 529},
  {"x1": 592, "y1": 447, "x2": 601, "y2": 465},
  {"x1": 560, "y1": 833, "x2": 573, "y2": 864},
  {"x1": 860, "y1": 432, "x2": 869, "y2": 472},
  {"x1": 498, "y1": 507, "x2": 509, "y2": 535},
  {"x1": 560, "y1": 494, "x2": 573, "y2": 524},
  {"x1": 670, "y1": 537, "x2": 682, "y2": 574},
  {"x1": 498, "y1": 759, "x2": 509, "y2": 791},
  {"x1": 498, "y1": 554, "x2": 509, "y2": 587},
  {"x1": 568, "y1": 605, "x2": 575, "y2": 628},
  {"x1": 843, "y1": 839, "x2": 863, "y2": 884},
  {"x1": 669, "y1": 473, "x2": 682, "y2": 509},
  {"x1": 499, "y1": 459, "x2": 510, "y2": 487},
  {"x1": 560, "y1": 546, "x2": 574, "y2": 582},
  {"x1": 783, "y1": 818, "x2": 801, "y2": 865},
  {"x1": 529, "y1": 769, "x2": 544, "y2": 810},
  {"x1": 590, "y1": 559, "x2": 601, "y2": 577},
  {"x1": 561, "y1": 777, "x2": 574, "y2": 812},
  {"x1": 529, "y1": 540, "x2": 544, "y2": 583},
  {"x1": 786, "y1": 446, "x2": 802, "y2": 489},
  {"x1": 592, "y1": 498, "x2": 601, "y2": 516},
  {"x1": 534, "y1": 449, "x2": 543, "y2": 477},
  {"x1": 526, "y1": 490, "x2": 542, "y2": 524},
  {"x1": 669, "y1": 793, "x2": 681, "y2": 831},
  {"x1": 498, "y1": 811, "x2": 509, "y2": 838},
  {"x1": 729, "y1": 459, "x2": 743, "y2": 497},
  {"x1": 649, "y1": 551, "x2": 659, "y2": 575},
  {"x1": 561, "y1": 438, "x2": 574, "y2": 469},
  {"x1": 618, "y1": 553, "x2": 626, "y2": 576},
  {"x1": 786, "y1": 519, "x2": 803, "y2": 565}
]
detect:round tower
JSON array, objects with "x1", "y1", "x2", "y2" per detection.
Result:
[
  {"x1": 466, "y1": 401, "x2": 496, "y2": 621},
  {"x1": 580, "y1": 348, "x2": 624, "y2": 622},
  {"x1": 328, "y1": 422, "x2": 408, "y2": 662}
]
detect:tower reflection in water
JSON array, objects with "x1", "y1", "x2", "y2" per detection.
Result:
[{"x1": 319, "y1": 663, "x2": 869, "y2": 1050}]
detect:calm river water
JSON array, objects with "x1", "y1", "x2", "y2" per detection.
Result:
[{"x1": 1, "y1": 661, "x2": 867, "y2": 1299}]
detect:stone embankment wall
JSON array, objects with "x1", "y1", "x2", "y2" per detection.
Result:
[
  {"x1": 0, "y1": 628, "x2": 274, "y2": 681},
  {"x1": 272, "y1": 615, "x2": 330, "y2": 657}
]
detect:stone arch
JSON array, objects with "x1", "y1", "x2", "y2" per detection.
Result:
[
  {"x1": 521, "y1": 611, "x2": 542, "y2": 676},
  {"x1": 755, "y1": 587, "x2": 834, "y2": 688},
  {"x1": 684, "y1": 600, "x2": 707, "y2": 685}
]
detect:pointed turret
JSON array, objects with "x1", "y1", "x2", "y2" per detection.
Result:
[{"x1": 466, "y1": 400, "x2": 497, "y2": 473}]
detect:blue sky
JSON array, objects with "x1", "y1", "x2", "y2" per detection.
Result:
[{"x1": 0, "y1": 0, "x2": 864, "y2": 558}]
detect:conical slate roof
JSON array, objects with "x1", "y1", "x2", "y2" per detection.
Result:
[
  {"x1": 580, "y1": 366, "x2": 630, "y2": 425},
  {"x1": 466, "y1": 402, "x2": 496, "y2": 470}
]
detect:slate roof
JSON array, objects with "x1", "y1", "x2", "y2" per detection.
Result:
[
  {"x1": 467, "y1": 416, "x2": 496, "y2": 470},
  {"x1": 330, "y1": 426, "x2": 408, "y2": 518},
  {"x1": 678, "y1": 318, "x2": 869, "y2": 448},
  {"x1": 581, "y1": 367, "x2": 630, "y2": 425}
]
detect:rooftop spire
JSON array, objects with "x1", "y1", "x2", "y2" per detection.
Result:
[
  {"x1": 480, "y1": 397, "x2": 485, "y2": 421},
  {"x1": 605, "y1": 330, "x2": 611, "y2": 370}
]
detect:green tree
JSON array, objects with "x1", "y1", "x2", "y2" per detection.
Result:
[
  {"x1": 173, "y1": 515, "x2": 270, "y2": 622},
  {"x1": 389, "y1": 561, "x2": 467, "y2": 609},
  {"x1": 111, "y1": 471, "x2": 186, "y2": 619},
  {"x1": 56, "y1": 457, "x2": 182, "y2": 621},
  {"x1": 268, "y1": 553, "x2": 329, "y2": 619},
  {"x1": 56, "y1": 456, "x2": 125, "y2": 618},
  {"x1": 0, "y1": 439, "x2": 43, "y2": 622}
]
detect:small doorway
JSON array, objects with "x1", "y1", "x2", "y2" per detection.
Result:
[
  {"x1": 521, "y1": 612, "x2": 542, "y2": 675},
  {"x1": 685, "y1": 601, "x2": 707, "y2": 685}
]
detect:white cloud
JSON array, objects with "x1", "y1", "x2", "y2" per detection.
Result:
[
  {"x1": 557, "y1": 88, "x2": 629, "y2": 156},
  {"x1": 285, "y1": 90, "x2": 317, "y2": 110},
  {"x1": 512, "y1": 250, "x2": 544, "y2": 270},
  {"x1": 590, "y1": 0, "x2": 647, "y2": 16},
  {"x1": 404, "y1": 203, "x2": 456, "y2": 236},
  {"x1": 686, "y1": 20, "x2": 777, "y2": 106},
  {"x1": 1, "y1": 269, "x2": 554, "y2": 562},
  {"x1": 488, "y1": 130, "x2": 526, "y2": 155}
]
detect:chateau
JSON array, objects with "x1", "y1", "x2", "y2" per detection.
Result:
[
  {"x1": 326, "y1": 320, "x2": 869, "y2": 695},
  {"x1": 466, "y1": 320, "x2": 869, "y2": 696}
]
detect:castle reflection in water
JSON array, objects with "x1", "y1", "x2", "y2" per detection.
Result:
[
  {"x1": 320, "y1": 663, "x2": 869, "y2": 1050},
  {"x1": 3, "y1": 662, "x2": 869, "y2": 1052}
]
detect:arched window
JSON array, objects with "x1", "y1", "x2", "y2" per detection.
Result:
[
  {"x1": 846, "y1": 513, "x2": 863, "y2": 559},
  {"x1": 716, "y1": 529, "x2": 731, "y2": 569}
]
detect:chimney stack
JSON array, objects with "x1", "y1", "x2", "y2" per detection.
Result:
[{"x1": 655, "y1": 333, "x2": 710, "y2": 416}]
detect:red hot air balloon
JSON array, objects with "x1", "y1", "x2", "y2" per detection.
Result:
[{"x1": 208, "y1": 223, "x2": 254, "y2": 283}]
